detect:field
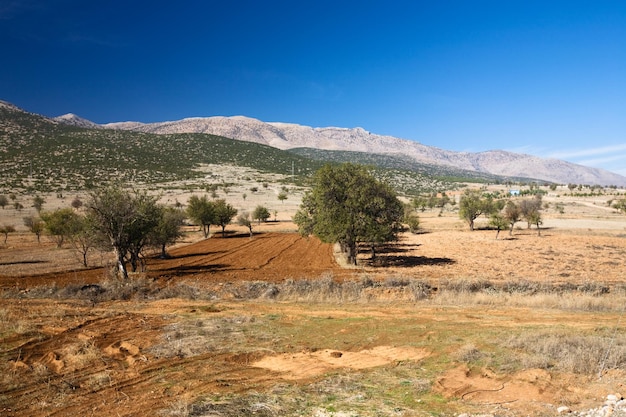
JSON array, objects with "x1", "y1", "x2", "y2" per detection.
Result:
[{"x1": 1, "y1": 185, "x2": 626, "y2": 417}]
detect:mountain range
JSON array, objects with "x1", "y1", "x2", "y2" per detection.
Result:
[
  {"x1": 50, "y1": 112, "x2": 625, "y2": 187},
  {"x1": 2, "y1": 100, "x2": 624, "y2": 187}
]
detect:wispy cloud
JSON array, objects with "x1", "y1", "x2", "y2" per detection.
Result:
[{"x1": 547, "y1": 144, "x2": 626, "y2": 160}]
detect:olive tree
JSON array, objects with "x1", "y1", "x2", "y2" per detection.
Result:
[
  {"x1": 149, "y1": 206, "x2": 185, "y2": 258},
  {"x1": 252, "y1": 205, "x2": 271, "y2": 224},
  {"x1": 488, "y1": 213, "x2": 508, "y2": 239},
  {"x1": 0, "y1": 225, "x2": 15, "y2": 244},
  {"x1": 40, "y1": 208, "x2": 81, "y2": 247},
  {"x1": 458, "y1": 189, "x2": 495, "y2": 231},
  {"x1": 186, "y1": 195, "x2": 214, "y2": 238},
  {"x1": 504, "y1": 200, "x2": 522, "y2": 236},
  {"x1": 67, "y1": 213, "x2": 101, "y2": 267},
  {"x1": 23, "y1": 216, "x2": 44, "y2": 243},
  {"x1": 237, "y1": 211, "x2": 254, "y2": 237},
  {"x1": 213, "y1": 199, "x2": 237, "y2": 237},
  {"x1": 294, "y1": 163, "x2": 403, "y2": 265},
  {"x1": 519, "y1": 196, "x2": 543, "y2": 229},
  {"x1": 87, "y1": 186, "x2": 160, "y2": 279}
]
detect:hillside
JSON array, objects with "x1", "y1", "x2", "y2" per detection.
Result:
[
  {"x1": 0, "y1": 101, "x2": 457, "y2": 195},
  {"x1": 99, "y1": 115, "x2": 626, "y2": 186}
]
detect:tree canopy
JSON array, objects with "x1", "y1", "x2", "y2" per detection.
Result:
[
  {"x1": 458, "y1": 189, "x2": 495, "y2": 231},
  {"x1": 186, "y1": 195, "x2": 215, "y2": 238},
  {"x1": 294, "y1": 163, "x2": 403, "y2": 265},
  {"x1": 87, "y1": 186, "x2": 161, "y2": 279}
]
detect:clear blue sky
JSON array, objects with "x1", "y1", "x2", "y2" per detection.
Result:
[{"x1": 2, "y1": 1, "x2": 625, "y2": 175}]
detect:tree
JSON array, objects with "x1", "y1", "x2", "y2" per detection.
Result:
[
  {"x1": 488, "y1": 213, "x2": 508, "y2": 239},
  {"x1": 237, "y1": 212, "x2": 254, "y2": 237},
  {"x1": 125, "y1": 192, "x2": 162, "y2": 273},
  {"x1": 40, "y1": 208, "x2": 81, "y2": 247},
  {"x1": 213, "y1": 199, "x2": 237, "y2": 237},
  {"x1": 149, "y1": 206, "x2": 185, "y2": 258},
  {"x1": 87, "y1": 186, "x2": 159, "y2": 279},
  {"x1": 252, "y1": 205, "x2": 271, "y2": 224},
  {"x1": 32, "y1": 195, "x2": 45, "y2": 214},
  {"x1": 527, "y1": 210, "x2": 543, "y2": 236},
  {"x1": 277, "y1": 191, "x2": 288, "y2": 203},
  {"x1": 67, "y1": 213, "x2": 99, "y2": 267},
  {"x1": 404, "y1": 204, "x2": 420, "y2": 234},
  {"x1": 503, "y1": 200, "x2": 521, "y2": 236},
  {"x1": 613, "y1": 199, "x2": 626, "y2": 215},
  {"x1": 186, "y1": 195, "x2": 215, "y2": 238},
  {"x1": 293, "y1": 163, "x2": 403, "y2": 265},
  {"x1": 458, "y1": 189, "x2": 494, "y2": 231},
  {"x1": 519, "y1": 196, "x2": 542, "y2": 229},
  {"x1": 0, "y1": 195, "x2": 8, "y2": 209},
  {"x1": 411, "y1": 196, "x2": 428, "y2": 212},
  {"x1": 0, "y1": 225, "x2": 15, "y2": 244},
  {"x1": 23, "y1": 216, "x2": 45, "y2": 243}
]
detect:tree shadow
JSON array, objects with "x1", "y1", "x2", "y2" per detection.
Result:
[
  {"x1": 159, "y1": 250, "x2": 226, "y2": 260},
  {"x1": 156, "y1": 263, "x2": 229, "y2": 276},
  {"x1": 369, "y1": 255, "x2": 455, "y2": 268},
  {"x1": 357, "y1": 243, "x2": 420, "y2": 255},
  {"x1": 0, "y1": 260, "x2": 47, "y2": 266}
]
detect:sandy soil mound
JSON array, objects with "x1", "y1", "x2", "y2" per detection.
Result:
[{"x1": 252, "y1": 346, "x2": 430, "y2": 380}]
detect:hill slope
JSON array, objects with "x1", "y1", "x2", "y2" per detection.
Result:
[
  {"x1": 99, "y1": 115, "x2": 626, "y2": 186},
  {"x1": 1, "y1": 101, "x2": 460, "y2": 195}
]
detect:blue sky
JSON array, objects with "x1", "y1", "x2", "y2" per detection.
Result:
[{"x1": 1, "y1": 1, "x2": 625, "y2": 176}]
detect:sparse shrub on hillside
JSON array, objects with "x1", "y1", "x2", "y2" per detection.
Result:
[{"x1": 32, "y1": 195, "x2": 45, "y2": 213}]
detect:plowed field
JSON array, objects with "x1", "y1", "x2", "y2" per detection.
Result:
[{"x1": 0, "y1": 232, "x2": 352, "y2": 290}]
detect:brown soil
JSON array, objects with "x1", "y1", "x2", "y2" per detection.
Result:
[{"x1": 1, "y1": 214, "x2": 626, "y2": 416}]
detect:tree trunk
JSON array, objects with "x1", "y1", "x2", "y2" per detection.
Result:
[
  {"x1": 495, "y1": 229, "x2": 500, "y2": 240},
  {"x1": 371, "y1": 244, "x2": 376, "y2": 260},
  {"x1": 116, "y1": 249, "x2": 128, "y2": 279},
  {"x1": 347, "y1": 242, "x2": 357, "y2": 265}
]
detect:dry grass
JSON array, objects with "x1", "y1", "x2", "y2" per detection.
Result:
[{"x1": 503, "y1": 330, "x2": 626, "y2": 375}]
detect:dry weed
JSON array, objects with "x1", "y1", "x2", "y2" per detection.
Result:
[{"x1": 503, "y1": 330, "x2": 626, "y2": 374}]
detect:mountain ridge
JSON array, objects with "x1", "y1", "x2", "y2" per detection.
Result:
[
  {"x1": 90, "y1": 114, "x2": 626, "y2": 186},
  {"x1": 13, "y1": 103, "x2": 626, "y2": 186}
]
